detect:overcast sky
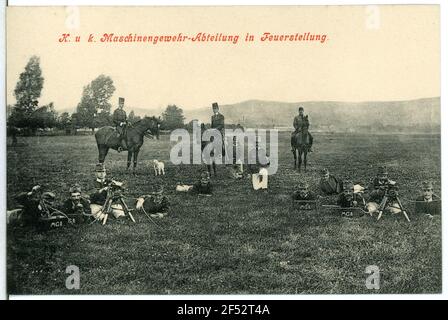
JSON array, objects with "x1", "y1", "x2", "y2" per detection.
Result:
[{"x1": 6, "y1": 5, "x2": 440, "y2": 111}]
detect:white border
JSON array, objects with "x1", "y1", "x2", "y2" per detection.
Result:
[
  {"x1": 0, "y1": 0, "x2": 5, "y2": 302},
  {"x1": 2, "y1": 0, "x2": 447, "y2": 300}
]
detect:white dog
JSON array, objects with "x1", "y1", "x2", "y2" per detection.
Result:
[{"x1": 153, "y1": 159, "x2": 165, "y2": 176}]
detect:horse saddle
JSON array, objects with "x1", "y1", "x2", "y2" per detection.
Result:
[{"x1": 292, "y1": 130, "x2": 310, "y2": 145}]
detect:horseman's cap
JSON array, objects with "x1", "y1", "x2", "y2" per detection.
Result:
[
  {"x1": 69, "y1": 184, "x2": 82, "y2": 194},
  {"x1": 297, "y1": 181, "x2": 309, "y2": 190},
  {"x1": 200, "y1": 171, "x2": 211, "y2": 180},
  {"x1": 95, "y1": 163, "x2": 106, "y2": 172},
  {"x1": 298, "y1": 106, "x2": 304, "y2": 111},
  {"x1": 119, "y1": 97, "x2": 125, "y2": 105},
  {"x1": 212, "y1": 102, "x2": 219, "y2": 110},
  {"x1": 377, "y1": 166, "x2": 388, "y2": 175},
  {"x1": 422, "y1": 181, "x2": 433, "y2": 190},
  {"x1": 152, "y1": 183, "x2": 164, "y2": 194},
  {"x1": 342, "y1": 180, "x2": 354, "y2": 191},
  {"x1": 321, "y1": 168, "x2": 329, "y2": 175}
]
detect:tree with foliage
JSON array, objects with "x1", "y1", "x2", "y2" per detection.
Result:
[
  {"x1": 57, "y1": 112, "x2": 72, "y2": 134},
  {"x1": 9, "y1": 56, "x2": 44, "y2": 131},
  {"x1": 29, "y1": 102, "x2": 58, "y2": 130},
  {"x1": 94, "y1": 110, "x2": 112, "y2": 128},
  {"x1": 162, "y1": 105, "x2": 185, "y2": 130},
  {"x1": 76, "y1": 75, "x2": 115, "y2": 131}
]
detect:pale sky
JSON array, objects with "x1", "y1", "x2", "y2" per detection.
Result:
[{"x1": 6, "y1": 5, "x2": 440, "y2": 111}]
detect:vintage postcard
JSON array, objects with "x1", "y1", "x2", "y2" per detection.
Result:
[{"x1": 4, "y1": 4, "x2": 442, "y2": 298}]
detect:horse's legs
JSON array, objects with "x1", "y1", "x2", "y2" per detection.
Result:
[
  {"x1": 212, "y1": 160, "x2": 217, "y2": 176},
  {"x1": 207, "y1": 164, "x2": 212, "y2": 176},
  {"x1": 298, "y1": 149, "x2": 303, "y2": 172},
  {"x1": 127, "y1": 151, "x2": 132, "y2": 170},
  {"x1": 303, "y1": 150, "x2": 308, "y2": 172},
  {"x1": 292, "y1": 148, "x2": 297, "y2": 169},
  {"x1": 98, "y1": 145, "x2": 109, "y2": 163},
  {"x1": 133, "y1": 148, "x2": 140, "y2": 171}
]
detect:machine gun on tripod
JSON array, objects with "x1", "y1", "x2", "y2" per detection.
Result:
[
  {"x1": 93, "y1": 179, "x2": 135, "y2": 225},
  {"x1": 376, "y1": 181, "x2": 410, "y2": 222}
]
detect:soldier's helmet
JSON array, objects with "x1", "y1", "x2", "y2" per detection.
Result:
[
  {"x1": 377, "y1": 166, "x2": 388, "y2": 176},
  {"x1": 421, "y1": 181, "x2": 433, "y2": 190},
  {"x1": 297, "y1": 181, "x2": 309, "y2": 190},
  {"x1": 152, "y1": 183, "x2": 164, "y2": 195},
  {"x1": 69, "y1": 183, "x2": 82, "y2": 194},
  {"x1": 298, "y1": 106, "x2": 304, "y2": 112},
  {"x1": 212, "y1": 102, "x2": 219, "y2": 110},
  {"x1": 95, "y1": 163, "x2": 106, "y2": 172},
  {"x1": 342, "y1": 180, "x2": 354, "y2": 192},
  {"x1": 200, "y1": 171, "x2": 210, "y2": 181}
]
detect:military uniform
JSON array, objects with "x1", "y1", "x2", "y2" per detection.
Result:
[
  {"x1": 61, "y1": 198, "x2": 91, "y2": 224},
  {"x1": 113, "y1": 108, "x2": 127, "y2": 127},
  {"x1": 319, "y1": 174, "x2": 343, "y2": 195},
  {"x1": 366, "y1": 167, "x2": 401, "y2": 215},
  {"x1": 112, "y1": 97, "x2": 127, "y2": 150},
  {"x1": 291, "y1": 112, "x2": 314, "y2": 150},
  {"x1": 140, "y1": 194, "x2": 169, "y2": 214},
  {"x1": 292, "y1": 190, "x2": 316, "y2": 201},
  {"x1": 415, "y1": 181, "x2": 441, "y2": 216},
  {"x1": 415, "y1": 195, "x2": 440, "y2": 216},
  {"x1": 14, "y1": 188, "x2": 42, "y2": 225},
  {"x1": 211, "y1": 102, "x2": 225, "y2": 156},
  {"x1": 337, "y1": 191, "x2": 364, "y2": 208},
  {"x1": 193, "y1": 172, "x2": 213, "y2": 195}
]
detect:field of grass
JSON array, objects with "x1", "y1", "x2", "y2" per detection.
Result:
[{"x1": 7, "y1": 132, "x2": 441, "y2": 295}]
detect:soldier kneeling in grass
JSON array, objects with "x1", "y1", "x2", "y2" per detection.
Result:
[
  {"x1": 136, "y1": 184, "x2": 169, "y2": 218},
  {"x1": 90, "y1": 178, "x2": 126, "y2": 220},
  {"x1": 9, "y1": 185, "x2": 42, "y2": 225},
  {"x1": 60, "y1": 184, "x2": 91, "y2": 224},
  {"x1": 193, "y1": 171, "x2": 213, "y2": 196},
  {"x1": 336, "y1": 180, "x2": 367, "y2": 217},
  {"x1": 366, "y1": 167, "x2": 402, "y2": 216},
  {"x1": 415, "y1": 181, "x2": 440, "y2": 218},
  {"x1": 292, "y1": 181, "x2": 317, "y2": 210}
]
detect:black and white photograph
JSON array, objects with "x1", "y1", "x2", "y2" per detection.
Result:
[{"x1": 2, "y1": 2, "x2": 445, "y2": 299}]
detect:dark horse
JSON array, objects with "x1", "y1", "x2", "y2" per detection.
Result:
[
  {"x1": 291, "y1": 131, "x2": 311, "y2": 172},
  {"x1": 95, "y1": 116, "x2": 160, "y2": 171}
]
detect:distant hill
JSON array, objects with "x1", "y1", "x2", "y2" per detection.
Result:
[
  {"x1": 55, "y1": 97, "x2": 440, "y2": 133},
  {"x1": 183, "y1": 97, "x2": 440, "y2": 133}
]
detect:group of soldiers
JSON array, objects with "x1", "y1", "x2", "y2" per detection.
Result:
[
  {"x1": 292, "y1": 166, "x2": 440, "y2": 218},
  {"x1": 8, "y1": 100, "x2": 440, "y2": 227}
]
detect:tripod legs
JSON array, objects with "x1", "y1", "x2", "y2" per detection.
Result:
[
  {"x1": 396, "y1": 196, "x2": 411, "y2": 222},
  {"x1": 119, "y1": 198, "x2": 135, "y2": 223},
  {"x1": 377, "y1": 195, "x2": 410, "y2": 222},
  {"x1": 377, "y1": 196, "x2": 388, "y2": 221}
]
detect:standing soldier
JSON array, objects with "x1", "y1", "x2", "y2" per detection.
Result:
[
  {"x1": 211, "y1": 102, "x2": 225, "y2": 158},
  {"x1": 291, "y1": 106, "x2": 313, "y2": 152},
  {"x1": 113, "y1": 97, "x2": 127, "y2": 152}
]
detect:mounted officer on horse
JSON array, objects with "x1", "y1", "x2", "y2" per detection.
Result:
[
  {"x1": 291, "y1": 106, "x2": 313, "y2": 152},
  {"x1": 113, "y1": 97, "x2": 128, "y2": 152},
  {"x1": 290, "y1": 106, "x2": 314, "y2": 171},
  {"x1": 95, "y1": 97, "x2": 160, "y2": 171}
]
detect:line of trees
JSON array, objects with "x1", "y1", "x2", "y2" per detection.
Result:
[{"x1": 7, "y1": 56, "x2": 188, "y2": 136}]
